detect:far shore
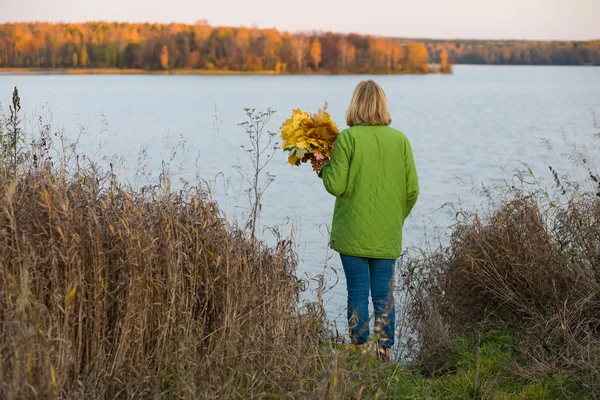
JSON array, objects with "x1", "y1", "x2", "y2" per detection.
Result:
[{"x1": 0, "y1": 67, "x2": 448, "y2": 76}]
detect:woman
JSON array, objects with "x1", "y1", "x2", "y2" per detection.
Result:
[{"x1": 318, "y1": 80, "x2": 419, "y2": 362}]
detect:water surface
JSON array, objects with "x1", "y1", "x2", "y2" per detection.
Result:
[{"x1": 1, "y1": 66, "x2": 598, "y2": 326}]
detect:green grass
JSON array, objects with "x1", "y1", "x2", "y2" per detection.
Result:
[{"x1": 338, "y1": 332, "x2": 593, "y2": 399}]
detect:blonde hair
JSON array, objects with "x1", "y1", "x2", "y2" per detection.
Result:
[{"x1": 345, "y1": 80, "x2": 392, "y2": 127}]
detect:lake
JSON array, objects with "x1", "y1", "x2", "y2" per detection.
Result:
[{"x1": 1, "y1": 66, "x2": 599, "y2": 328}]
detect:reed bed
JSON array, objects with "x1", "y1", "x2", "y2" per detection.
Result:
[
  {"x1": 0, "y1": 88, "x2": 349, "y2": 399},
  {"x1": 402, "y1": 148, "x2": 600, "y2": 395}
]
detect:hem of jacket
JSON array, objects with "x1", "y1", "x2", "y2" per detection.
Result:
[{"x1": 332, "y1": 245, "x2": 400, "y2": 260}]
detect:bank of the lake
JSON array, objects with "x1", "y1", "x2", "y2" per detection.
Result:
[{"x1": 0, "y1": 67, "x2": 451, "y2": 75}]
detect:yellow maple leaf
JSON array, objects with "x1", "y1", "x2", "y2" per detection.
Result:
[
  {"x1": 296, "y1": 141, "x2": 308, "y2": 149},
  {"x1": 288, "y1": 154, "x2": 300, "y2": 165}
]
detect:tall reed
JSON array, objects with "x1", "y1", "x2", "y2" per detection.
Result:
[
  {"x1": 0, "y1": 88, "x2": 350, "y2": 399},
  {"x1": 401, "y1": 132, "x2": 600, "y2": 395}
]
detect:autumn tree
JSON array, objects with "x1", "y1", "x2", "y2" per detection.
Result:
[
  {"x1": 392, "y1": 42, "x2": 405, "y2": 71},
  {"x1": 13, "y1": 24, "x2": 32, "y2": 66},
  {"x1": 80, "y1": 45, "x2": 88, "y2": 67},
  {"x1": 368, "y1": 38, "x2": 387, "y2": 71},
  {"x1": 159, "y1": 45, "x2": 169, "y2": 70},
  {"x1": 291, "y1": 35, "x2": 309, "y2": 72},
  {"x1": 347, "y1": 45, "x2": 357, "y2": 69},
  {"x1": 310, "y1": 37, "x2": 322, "y2": 70},
  {"x1": 336, "y1": 38, "x2": 357, "y2": 71},
  {"x1": 193, "y1": 20, "x2": 212, "y2": 48},
  {"x1": 216, "y1": 27, "x2": 233, "y2": 57},
  {"x1": 44, "y1": 26, "x2": 60, "y2": 68},
  {"x1": 243, "y1": 54, "x2": 263, "y2": 71},
  {"x1": 235, "y1": 27, "x2": 251, "y2": 67},
  {"x1": 407, "y1": 42, "x2": 429, "y2": 72},
  {"x1": 439, "y1": 49, "x2": 452, "y2": 73},
  {"x1": 262, "y1": 29, "x2": 282, "y2": 70}
]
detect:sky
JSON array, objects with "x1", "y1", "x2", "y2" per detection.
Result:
[{"x1": 1, "y1": 0, "x2": 599, "y2": 41}]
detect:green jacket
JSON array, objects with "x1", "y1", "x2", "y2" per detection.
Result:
[{"x1": 320, "y1": 125, "x2": 419, "y2": 259}]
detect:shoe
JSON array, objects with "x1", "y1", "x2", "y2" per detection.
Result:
[{"x1": 376, "y1": 346, "x2": 391, "y2": 363}]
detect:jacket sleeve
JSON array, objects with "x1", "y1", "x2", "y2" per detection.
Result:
[
  {"x1": 320, "y1": 130, "x2": 353, "y2": 197},
  {"x1": 404, "y1": 139, "x2": 419, "y2": 219}
]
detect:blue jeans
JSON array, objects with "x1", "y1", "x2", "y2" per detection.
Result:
[{"x1": 340, "y1": 254, "x2": 396, "y2": 348}]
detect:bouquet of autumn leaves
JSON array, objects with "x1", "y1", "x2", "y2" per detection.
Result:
[{"x1": 280, "y1": 103, "x2": 339, "y2": 172}]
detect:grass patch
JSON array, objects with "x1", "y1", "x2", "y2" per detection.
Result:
[{"x1": 347, "y1": 331, "x2": 595, "y2": 399}]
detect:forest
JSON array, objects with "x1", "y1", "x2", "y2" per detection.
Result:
[
  {"x1": 0, "y1": 21, "x2": 598, "y2": 73},
  {"x1": 431, "y1": 38, "x2": 600, "y2": 65}
]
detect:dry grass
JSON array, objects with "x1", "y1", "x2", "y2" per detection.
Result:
[
  {"x1": 0, "y1": 89, "x2": 360, "y2": 399},
  {"x1": 402, "y1": 147, "x2": 600, "y2": 394}
]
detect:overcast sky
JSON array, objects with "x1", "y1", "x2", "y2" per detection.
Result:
[{"x1": 1, "y1": 0, "x2": 599, "y2": 40}]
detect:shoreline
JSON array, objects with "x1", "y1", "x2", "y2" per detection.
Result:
[
  {"x1": 0, "y1": 67, "x2": 449, "y2": 76},
  {"x1": 2, "y1": 65, "x2": 594, "y2": 76}
]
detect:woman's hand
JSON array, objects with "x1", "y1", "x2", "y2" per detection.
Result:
[{"x1": 312, "y1": 157, "x2": 330, "y2": 174}]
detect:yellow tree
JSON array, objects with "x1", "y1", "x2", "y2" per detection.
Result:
[
  {"x1": 127, "y1": 25, "x2": 141, "y2": 44},
  {"x1": 407, "y1": 42, "x2": 429, "y2": 72},
  {"x1": 72, "y1": 51, "x2": 78, "y2": 67},
  {"x1": 440, "y1": 49, "x2": 451, "y2": 72},
  {"x1": 80, "y1": 45, "x2": 88, "y2": 68},
  {"x1": 193, "y1": 20, "x2": 212, "y2": 52},
  {"x1": 262, "y1": 29, "x2": 282, "y2": 70},
  {"x1": 159, "y1": 45, "x2": 169, "y2": 70},
  {"x1": 310, "y1": 37, "x2": 322, "y2": 70},
  {"x1": 368, "y1": 38, "x2": 387, "y2": 71},
  {"x1": 14, "y1": 24, "x2": 33, "y2": 66}
]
